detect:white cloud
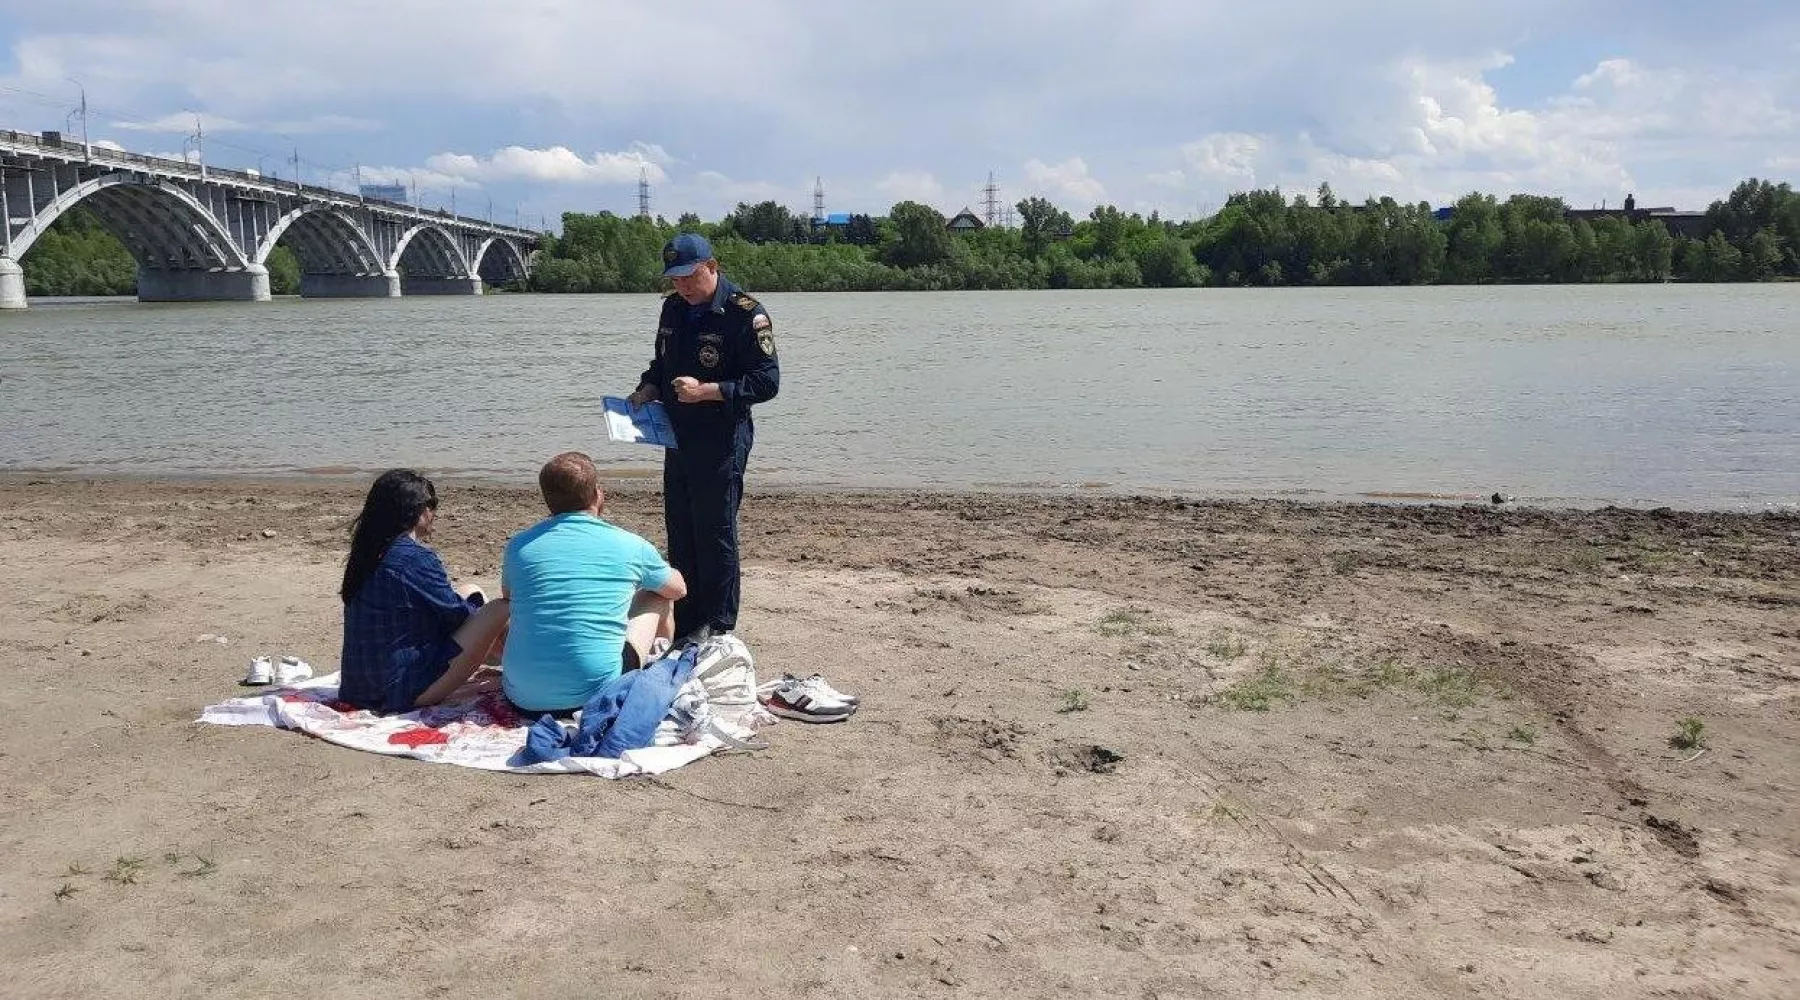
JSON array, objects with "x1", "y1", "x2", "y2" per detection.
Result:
[
  {"x1": 1145, "y1": 169, "x2": 1186, "y2": 189},
  {"x1": 687, "y1": 170, "x2": 800, "y2": 209},
  {"x1": 873, "y1": 171, "x2": 946, "y2": 208},
  {"x1": 1180, "y1": 134, "x2": 1265, "y2": 187},
  {"x1": 420, "y1": 145, "x2": 667, "y2": 185},
  {"x1": 111, "y1": 111, "x2": 247, "y2": 132},
  {"x1": 266, "y1": 114, "x2": 384, "y2": 134},
  {"x1": 341, "y1": 165, "x2": 469, "y2": 191},
  {"x1": 1023, "y1": 157, "x2": 1105, "y2": 205}
]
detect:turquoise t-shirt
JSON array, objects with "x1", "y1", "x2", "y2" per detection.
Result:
[{"x1": 501, "y1": 513, "x2": 673, "y2": 712}]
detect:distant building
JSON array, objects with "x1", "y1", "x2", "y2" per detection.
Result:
[
  {"x1": 360, "y1": 183, "x2": 408, "y2": 205},
  {"x1": 946, "y1": 207, "x2": 985, "y2": 232},
  {"x1": 1429, "y1": 193, "x2": 1711, "y2": 239},
  {"x1": 811, "y1": 212, "x2": 853, "y2": 229},
  {"x1": 1564, "y1": 193, "x2": 1710, "y2": 239}
]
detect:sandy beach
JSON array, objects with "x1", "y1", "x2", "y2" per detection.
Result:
[{"x1": 0, "y1": 475, "x2": 1795, "y2": 999}]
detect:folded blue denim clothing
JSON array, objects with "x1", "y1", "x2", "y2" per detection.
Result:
[{"x1": 512, "y1": 646, "x2": 699, "y2": 765}]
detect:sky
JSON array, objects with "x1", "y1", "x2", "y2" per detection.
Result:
[{"x1": 1, "y1": 0, "x2": 1797, "y2": 230}]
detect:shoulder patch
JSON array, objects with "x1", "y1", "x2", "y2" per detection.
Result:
[{"x1": 729, "y1": 292, "x2": 760, "y2": 311}]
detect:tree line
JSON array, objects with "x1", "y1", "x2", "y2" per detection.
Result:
[
  {"x1": 531, "y1": 177, "x2": 1800, "y2": 291},
  {"x1": 14, "y1": 178, "x2": 1800, "y2": 296}
]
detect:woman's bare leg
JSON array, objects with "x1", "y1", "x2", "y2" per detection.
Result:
[{"x1": 414, "y1": 598, "x2": 510, "y2": 706}]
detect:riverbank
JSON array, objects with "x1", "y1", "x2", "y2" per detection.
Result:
[{"x1": 2, "y1": 476, "x2": 1795, "y2": 998}]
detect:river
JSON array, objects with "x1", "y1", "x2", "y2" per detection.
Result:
[{"x1": 1, "y1": 285, "x2": 1795, "y2": 508}]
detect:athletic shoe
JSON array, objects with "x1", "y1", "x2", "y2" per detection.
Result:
[
  {"x1": 240, "y1": 655, "x2": 274, "y2": 686},
  {"x1": 786, "y1": 673, "x2": 859, "y2": 707},
  {"x1": 273, "y1": 655, "x2": 313, "y2": 685},
  {"x1": 760, "y1": 676, "x2": 856, "y2": 723}
]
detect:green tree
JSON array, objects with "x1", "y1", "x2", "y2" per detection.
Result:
[
  {"x1": 844, "y1": 214, "x2": 879, "y2": 246},
  {"x1": 1745, "y1": 228, "x2": 1784, "y2": 281},
  {"x1": 267, "y1": 245, "x2": 301, "y2": 295},
  {"x1": 724, "y1": 201, "x2": 800, "y2": 244},
  {"x1": 1443, "y1": 193, "x2": 1503, "y2": 283},
  {"x1": 883, "y1": 201, "x2": 952, "y2": 269},
  {"x1": 1016, "y1": 196, "x2": 1073, "y2": 259},
  {"x1": 1632, "y1": 221, "x2": 1675, "y2": 281}
]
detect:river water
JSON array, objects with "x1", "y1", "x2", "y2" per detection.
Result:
[{"x1": 1, "y1": 285, "x2": 1795, "y2": 508}]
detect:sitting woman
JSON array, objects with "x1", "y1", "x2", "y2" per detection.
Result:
[{"x1": 338, "y1": 469, "x2": 510, "y2": 713}]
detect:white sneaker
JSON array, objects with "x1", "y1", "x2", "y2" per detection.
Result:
[
  {"x1": 273, "y1": 655, "x2": 313, "y2": 685},
  {"x1": 241, "y1": 656, "x2": 274, "y2": 686},
  {"x1": 788, "y1": 673, "x2": 859, "y2": 707},
  {"x1": 760, "y1": 676, "x2": 856, "y2": 723}
]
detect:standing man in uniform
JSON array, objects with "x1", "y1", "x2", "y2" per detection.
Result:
[{"x1": 627, "y1": 233, "x2": 780, "y2": 644}]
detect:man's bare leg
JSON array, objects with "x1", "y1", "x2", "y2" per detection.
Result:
[{"x1": 625, "y1": 591, "x2": 677, "y2": 666}]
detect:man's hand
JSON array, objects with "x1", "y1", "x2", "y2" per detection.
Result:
[
  {"x1": 670, "y1": 377, "x2": 723, "y2": 404},
  {"x1": 627, "y1": 384, "x2": 659, "y2": 406}
]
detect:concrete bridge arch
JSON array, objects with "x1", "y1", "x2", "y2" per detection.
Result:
[
  {"x1": 258, "y1": 205, "x2": 397, "y2": 298},
  {"x1": 389, "y1": 223, "x2": 483, "y2": 295},
  {"x1": 1, "y1": 130, "x2": 539, "y2": 308},
  {"x1": 4, "y1": 172, "x2": 266, "y2": 302},
  {"x1": 473, "y1": 236, "x2": 530, "y2": 287}
]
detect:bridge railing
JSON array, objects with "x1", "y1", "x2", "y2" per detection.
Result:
[{"x1": 1, "y1": 129, "x2": 538, "y2": 238}]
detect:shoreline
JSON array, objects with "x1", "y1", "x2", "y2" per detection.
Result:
[{"x1": 3, "y1": 469, "x2": 1792, "y2": 515}]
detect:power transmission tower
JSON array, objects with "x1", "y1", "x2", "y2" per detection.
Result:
[
  {"x1": 813, "y1": 176, "x2": 825, "y2": 221},
  {"x1": 637, "y1": 168, "x2": 651, "y2": 219},
  {"x1": 982, "y1": 171, "x2": 1000, "y2": 227}
]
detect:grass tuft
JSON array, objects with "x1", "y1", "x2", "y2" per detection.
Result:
[
  {"x1": 1216, "y1": 658, "x2": 1297, "y2": 712},
  {"x1": 1204, "y1": 628, "x2": 1248, "y2": 661},
  {"x1": 1668, "y1": 717, "x2": 1707, "y2": 752},
  {"x1": 1056, "y1": 688, "x2": 1090, "y2": 714}
]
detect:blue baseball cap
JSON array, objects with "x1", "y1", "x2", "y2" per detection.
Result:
[{"x1": 661, "y1": 233, "x2": 714, "y2": 277}]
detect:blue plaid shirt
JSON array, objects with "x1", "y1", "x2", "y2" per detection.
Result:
[{"x1": 339, "y1": 535, "x2": 476, "y2": 713}]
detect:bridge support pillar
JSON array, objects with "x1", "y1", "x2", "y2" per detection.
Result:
[
  {"x1": 401, "y1": 275, "x2": 484, "y2": 296},
  {"x1": 138, "y1": 265, "x2": 272, "y2": 304},
  {"x1": 0, "y1": 258, "x2": 24, "y2": 310},
  {"x1": 301, "y1": 271, "x2": 402, "y2": 299}
]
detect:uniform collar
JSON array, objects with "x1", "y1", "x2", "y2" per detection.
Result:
[{"x1": 706, "y1": 275, "x2": 737, "y2": 315}]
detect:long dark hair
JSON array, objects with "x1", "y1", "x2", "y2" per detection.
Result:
[{"x1": 341, "y1": 469, "x2": 438, "y2": 602}]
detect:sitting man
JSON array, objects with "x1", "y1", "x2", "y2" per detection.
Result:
[{"x1": 501, "y1": 451, "x2": 687, "y2": 714}]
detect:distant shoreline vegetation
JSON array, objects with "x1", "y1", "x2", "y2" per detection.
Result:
[
  {"x1": 15, "y1": 178, "x2": 1799, "y2": 297},
  {"x1": 532, "y1": 179, "x2": 1799, "y2": 292}
]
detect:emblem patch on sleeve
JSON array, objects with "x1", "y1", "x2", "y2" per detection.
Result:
[{"x1": 751, "y1": 311, "x2": 776, "y2": 356}]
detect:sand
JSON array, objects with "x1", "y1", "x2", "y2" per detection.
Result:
[{"x1": 0, "y1": 476, "x2": 1795, "y2": 999}]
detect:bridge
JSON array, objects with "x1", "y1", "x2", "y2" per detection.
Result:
[{"x1": 0, "y1": 129, "x2": 539, "y2": 309}]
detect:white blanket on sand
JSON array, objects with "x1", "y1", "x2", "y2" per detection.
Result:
[{"x1": 199, "y1": 670, "x2": 767, "y2": 778}]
